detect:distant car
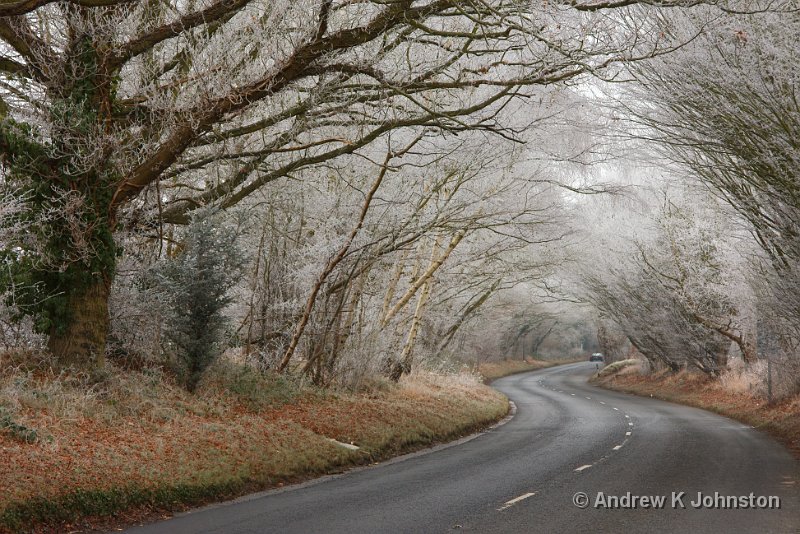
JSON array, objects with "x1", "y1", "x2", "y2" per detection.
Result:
[{"x1": 589, "y1": 353, "x2": 605, "y2": 363}]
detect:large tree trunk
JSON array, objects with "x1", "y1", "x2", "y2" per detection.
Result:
[{"x1": 47, "y1": 277, "x2": 110, "y2": 369}]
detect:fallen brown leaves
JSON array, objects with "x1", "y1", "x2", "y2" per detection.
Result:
[{"x1": 0, "y1": 366, "x2": 507, "y2": 532}]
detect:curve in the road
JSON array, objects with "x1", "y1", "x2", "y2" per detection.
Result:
[{"x1": 124, "y1": 363, "x2": 800, "y2": 534}]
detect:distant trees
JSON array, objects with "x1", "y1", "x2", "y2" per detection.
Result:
[{"x1": 574, "y1": 178, "x2": 756, "y2": 376}]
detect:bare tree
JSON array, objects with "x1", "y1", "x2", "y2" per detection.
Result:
[
  {"x1": 609, "y1": 7, "x2": 799, "y2": 388},
  {"x1": 0, "y1": 0, "x2": 724, "y2": 367},
  {"x1": 572, "y1": 173, "x2": 755, "y2": 375}
]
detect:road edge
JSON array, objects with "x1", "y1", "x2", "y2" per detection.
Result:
[
  {"x1": 592, "y1": 374, "x2": 800, "y2": 460},
  {"x1": 175, "y1": 399, "x2": 518, "y2": 516}
]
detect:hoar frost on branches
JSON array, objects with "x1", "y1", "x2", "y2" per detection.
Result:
[
  {"x1": 611, "y1": 6, "x2": 800, "y2": 389},
  {"x1": 0, "y1": 0, "x2": 722, "y2": 368}
]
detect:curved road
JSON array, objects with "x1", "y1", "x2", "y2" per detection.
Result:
[{"x1": 126, "y1": 363, "x2": 799, "y2": 533}]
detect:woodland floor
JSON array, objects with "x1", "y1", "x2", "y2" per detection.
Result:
[{"x1": 0, "y1": 355, "x2": 509, "y2": 533}]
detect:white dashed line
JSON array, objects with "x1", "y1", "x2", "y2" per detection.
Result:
[
  {"x1": 625, "y1": 415, "x2": 630, "y2": 418},
  {"x1": 625, "y1": 431, "x2": 631, "y2": 436},
  {"x1": 600, "y1": 401, "x2": 606, "y2": 405},
  {"x1": 613, "y1": 445, "x2": 623, "y2": 451},
  {"x1": 497, "y1": 492, "x2": 537, "y2": 511},
  {"x1": 571, "y1": 393, "x2": 576, "y2": 396},
  {"x1": 575, "y1": 465, "x2": 593, "y2": 472},
  {"x1": 585, "y1": 397, "x2": 591, "y2": 400},
  {"x1": 613, "y1": 407, "x2": 619, "y2": 411},
  {"x1": 628, "y1": 422, "x2": 634, "y2": 426}
]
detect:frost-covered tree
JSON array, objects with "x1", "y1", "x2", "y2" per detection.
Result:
[
  {"x1": 622, "y1": 9, "x2": 800, "y2": 368},
  {"x1": 573, "y1": 175, "x2": 755, "y2": 375},
  {"x1": 627, "y1": 9, "x2": 799, "y2": 265},
  {"x1": 149, "y1": 209, "x2": 243, "y2": 391},
  {"x1": 229, "y1": 122, "x2": 571, "y2": 384},
  {"x1": 0, "y1": 0, "x2": 723, "y2": 368}
]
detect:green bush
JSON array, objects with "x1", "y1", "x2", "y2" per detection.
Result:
[{"x1": 149, "y1": 209, "x2": 244, "y2": 392}]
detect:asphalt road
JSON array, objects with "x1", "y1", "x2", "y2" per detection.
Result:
[{"x1": 125, "y1": 362, "x2": 800, "y2": 534}]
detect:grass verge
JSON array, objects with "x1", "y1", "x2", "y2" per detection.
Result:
[
  {"x1": 478, "y1": 357, "x2": 581, "y2": 383},
  {"x1": 0, "y1": 362, "x2": 507, "y2": 533},
  {"x1": 592, "y1": 364, "x2": 800, "y2": 460}
]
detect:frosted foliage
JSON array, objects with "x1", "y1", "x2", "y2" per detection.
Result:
[
  {"x1": 4, "y1": 0, "x2": 798, "y2": 394},
  {"x1": 0, "y1": 0, "x2": 703, "y2": 235},
  {"x1": 223, "y1": 119, "x2": 575, "y2": 385},
  {"x1": 148, "y1": 210, "x2": 244, "y2": 390},
  {"x1": 602, "y1": 8, "x2": 799, "y2": 391},
  {"x1": 572, "y1": 171, "x2": 757, "y2": 376}
]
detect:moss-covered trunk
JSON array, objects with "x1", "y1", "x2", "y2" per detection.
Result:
[
  {"x1": 43, "y1": 29, "x2": 117, "y2": 370},
  {"x1": 47, "y1": 277, "x2": 111, "y2": 369}
]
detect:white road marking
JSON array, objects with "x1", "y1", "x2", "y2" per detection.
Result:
[
  {"x1": 575, "y1": 465, "x2": 593, "y2": 472},
  {"x1": 625, "y1": 415, "x2": 630, "y2": 418},
  {"x1": 585, "y1": 397, "x2": 591, "y2": 400},
  {"x1": 497, "y1": 492, "x2": 537, "y2": 511},
  {"x1": 613, "y1": 445, "x2": 623, "y2": 450},
  {"x1": 625, "y1": 431, "x2": 631, "y2": 436},
  {"x1": 628, "y1": 422, "x2": 634, "y2": 426},
  {"x1": 600, "y1": 401, "x2": 606, "y2": 405},
  {"x1": 613, "y1": 407, "x2": 619, "y2": 411},
  {"x1": 571, "y1": 393, "x2": 576, "y2": 396}
]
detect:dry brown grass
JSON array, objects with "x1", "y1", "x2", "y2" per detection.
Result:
[
  {"x1": 593, "y1": 364, "x2": 800, "y2": 460},
  {"x1": 0, "y1": 359, "x2": 508, "y2": 532},
  {"x1": 477, "y1": 358, "x2": 580, "y2": 382},
  {"x1": 596, "y1": 359, "x2": 639, "y2": 377}
]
